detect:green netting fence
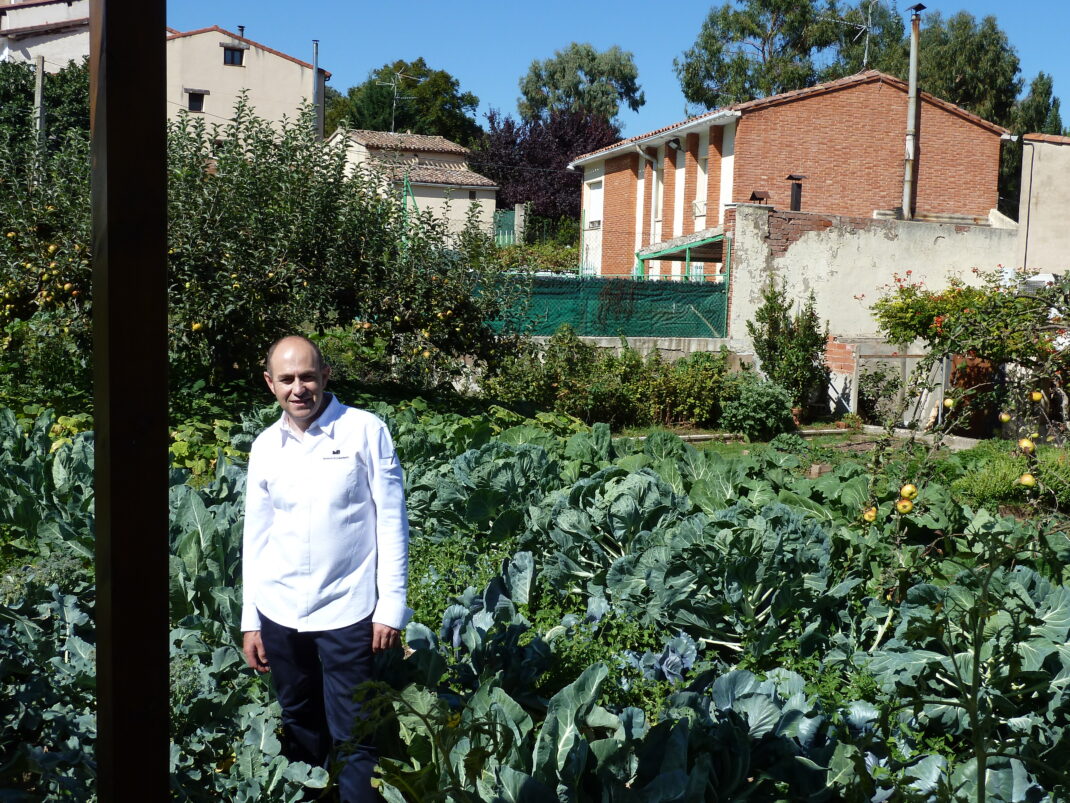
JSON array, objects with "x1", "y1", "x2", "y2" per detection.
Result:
[{"x1": 507, "y1": 276, "x2": 729, "y2": 338}]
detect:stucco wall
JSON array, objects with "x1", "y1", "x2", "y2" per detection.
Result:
[
  {"x1": 410, "y1": 185, "x2": 495, "y2": 236},
  {"x1": 727, "y1": 204, "x2": 1018, "y2": 352},
  {"x1": 0, "y1": 0, "x2": 88, "y2": 70},
  {"x1": 1018, "y1": 137, "x2": 1070, "y2": 273},
  {"x1": 166, "y1": 31, "x2": 319, "y2": 126}
]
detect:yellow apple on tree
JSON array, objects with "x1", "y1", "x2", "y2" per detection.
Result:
[
  {"x1": 900, "y1": 483, "x2": 918, "y2": 500},
  {"x1": 896, "y1": 498, "x2": 914, "y2": 514}
]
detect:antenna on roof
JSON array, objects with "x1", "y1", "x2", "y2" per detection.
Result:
[
  {"x1": 820, "y1": 0, "x2": 883, "y2": 69},
  {"x1": 376, "y1": 70, "x2": 422, "y2": 133}
]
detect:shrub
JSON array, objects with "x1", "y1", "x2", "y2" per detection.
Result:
[
  {"x1": 857, "y1": 363, "x2": 903, "y2": 425},
  {"x1": 663, "y1": 349, "x2": 731, "y2": 427},
  {"x1": 483, "y1": 328, "x2": 733, "y2": 430},
  {"x1": 720, "y1": 373, "x2": 795, "y2": 441},
  {"x1": 747, "y1": 284, "x2": 829, "y2": 411},
  {"x1": 495, "y1": 241, "x2": 577, "y2": 273}
]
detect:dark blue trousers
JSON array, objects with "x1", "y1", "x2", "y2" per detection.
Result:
[{"x1": 259, "y1": 612, "x2": 380, "y2": 803}]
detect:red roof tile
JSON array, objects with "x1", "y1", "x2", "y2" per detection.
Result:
[
  {"x1": 1023, "y1": 132, "x2": 1070, "y2": 145},
  {"x1": 344, "y1": 129, "x2": 469, "y2": 155},
  {"x1": 571, "y1": 70, "x2": 1007, "y2": 164}
]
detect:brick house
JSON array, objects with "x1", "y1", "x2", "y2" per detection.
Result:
[{"x1": 568, "y1": 70, "x2": 1010, "y2": 281}]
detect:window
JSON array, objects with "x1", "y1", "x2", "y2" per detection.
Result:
[
  {"x1": 223, "y1": 47, "x2": 244, "y2": 66},
  {"x1": 187, "y1": 92, "x2": 204, "y2": 113},
  {"x1": 468, "y1": 190, "x2": 477, "y2": 201}
]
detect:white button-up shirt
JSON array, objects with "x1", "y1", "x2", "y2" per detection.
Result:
[{"x1": 241, "y1": 395, "x2": 411, "y2": 632}]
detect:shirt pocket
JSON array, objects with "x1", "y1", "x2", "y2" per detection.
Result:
[{"x1": 319, "y1": 452, "x2": 367, "y2": 511}]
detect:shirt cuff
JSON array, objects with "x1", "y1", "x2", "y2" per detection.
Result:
[
  {"x1": 372, "y1": 599, "x2": 413, "y2": 631},
  {"x1": 241, "y1": 607, "x2": 262, "y2": 632}
]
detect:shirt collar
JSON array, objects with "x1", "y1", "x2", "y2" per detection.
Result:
[{"x1": 277, "y1": 393, "x2": 341, "y2": 443}]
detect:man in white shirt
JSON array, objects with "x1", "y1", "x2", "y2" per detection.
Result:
[{"x1": 241, "y1": 335, "x2": 410, "y2": 803}]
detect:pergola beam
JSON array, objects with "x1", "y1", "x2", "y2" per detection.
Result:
[{"x1": 89, "y1": 0, "x2": 169, "y2": 798}]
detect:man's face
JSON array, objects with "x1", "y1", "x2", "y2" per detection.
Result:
[{"x1": 264, "y1": 338, "x2": 331, "y2": 431}]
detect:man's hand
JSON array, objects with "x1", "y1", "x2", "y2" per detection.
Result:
[
  {"x1": 372, "y1": 623, "x2": 400, "y2": 653},
  {"x1": 243, "y1": 630, "x2": 270, "y2": 672}
]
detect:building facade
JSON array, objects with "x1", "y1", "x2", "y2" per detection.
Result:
[
  {"x1": 329, "y1": 129, "x2": 498, "y2": 236},
  {"x1": 1017, "y1": 133, "x2": 1070, "y2": 273},
  {"x1": 165, "y1": 26, "x2": 327, "y2": 128},
  {"x1": 570, "y1": 71, "x2": 1010, "y2": 280},
  {"x1": 0, "y1": 0, "x2": 89, "y2": 70},
  {"x1": 1, "y1": 5, "x2": 327, "y2": 128}
]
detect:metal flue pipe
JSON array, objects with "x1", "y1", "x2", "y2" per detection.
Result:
[{"x1": 902, "y1": 3, "x2": 925, "y2": 219}]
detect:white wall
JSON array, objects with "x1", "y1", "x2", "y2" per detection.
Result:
[
  {"x1": 0, "y1": 0, "x2": 89, "y2": 70},
  {"x1": 727, "y1": 204, "x2": 1019, "y2": 352},
  {"x1": 410, "y1": 185, "x2": 495, "y2": 236},
  {"x1": 166, "y1": 30, "x2": 320, "y2": 127},
  {"x1": 1018, "y1": 138, "x2": 1070, "y2": 273}
]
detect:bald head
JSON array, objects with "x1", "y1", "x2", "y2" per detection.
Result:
[
  {"x1": 265, "y1": 335, "x2": 324, "y2": 377},
  {"x1": 263, "y1": 335, "x2": 331, "y2": 431}
]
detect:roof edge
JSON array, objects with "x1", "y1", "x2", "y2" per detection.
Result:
[
  {"x1": 569, "y1": 70, "x2": 1008, "y2": 168},
  {"x1": 166, "y1": 25, "x2": 331, "y2": 78},
  {"x1": 569, "y1": 109, "x2": 740, "y2": 168}
]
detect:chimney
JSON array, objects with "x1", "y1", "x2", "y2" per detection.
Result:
[{"x1": 902, "y1": 4, "x2": 925, "y2": 220}]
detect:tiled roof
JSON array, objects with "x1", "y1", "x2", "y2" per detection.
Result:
[
  {"x1": 1, "y1": 16, "x2": 87, "y2": 38},
  {"x1": 369, "y1": 156, "x2": 497, "y2": 188},
  {"x1": 345, "y1": 129, "x2": 469, "y2": 156},
  {"x1": 571, "y1": 70, "x2": 1007, "y2": 164},
  {"x1": 1023, "y1": 132, "x2": 1070, "y2": 145},
  {"x1": 166, "y1": 25, "x2": 331, "y2": 78}
]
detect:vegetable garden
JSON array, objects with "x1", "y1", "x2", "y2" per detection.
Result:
[
  {"x1": 4, "y1": 391, "x2": 1070, "y2": 801},
  {"x1": 3, "y1": 65, "x2": 1070, "y2": 800}
]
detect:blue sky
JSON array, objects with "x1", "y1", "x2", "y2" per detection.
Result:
[{"x1": 168, "y1": 0, "x2": 1070, "y2": 138}]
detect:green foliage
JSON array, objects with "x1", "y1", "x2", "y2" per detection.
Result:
[
  {"x1": 720, "y1": 373, "x2": 795, "y2": 441},
  {"x1": 0, "y1": 58, "x2": 89, "y2": 150},
  {"x1": 1, "y1": 96, "x2": 524, "y2": 407},
  {"x1": 5, "y1": 390, "x2": 1070, "y2": 799},
  {"x1": 494, "y1": 241, "x2": 577, "y2": 273},
  {"x1": 324, "y1": 58, "x2": 482, "y2": 146},
  {"x1": 747, "y1": 284, "x2": 829, "y2": 410},
  {"x1": 675, "y1": 4, "x2": 1033, "y2": 216},
  {"x1": 857, "y1": 362, "x2": 903, "y2": 425},
  {"x1": 674, "y1": 0, "x2": 840, "y2": 110},
  {"x1": 915, "y1": 11, "x2": 1021, "y2": 128},
  {"x1": 483, "y1": 327, "x2": 733, "y2": 429},
  {"x1": 518, "y1": 42, "x2": 644, "y2": 123}
]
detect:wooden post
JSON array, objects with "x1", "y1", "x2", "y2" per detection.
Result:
[{"x1": 89, "y1": 0, "x2": 169, "y2": 799}]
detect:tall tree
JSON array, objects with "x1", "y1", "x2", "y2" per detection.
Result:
[
  {"x1": 518, "y1": 43, "x2": 644, "y2": 123},
  {"x1": 1000, "y1": 72, "x2": 1064, "y2": 218},
  {"x1": 674, "y1": 0, "x2": 840, "y2": 110},
  {"x1": 471, "y1": 109, "x2": 620, "y2": 221},
  {"x1": 820, "y1": 0, "x2": 906, "y2": 80},
  {"x1": 325, "y1": 58, "x2": 482, "y2": 146},
  {"x1": 915, "y1": 11, "x2": 1021, "y2": 128}
]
